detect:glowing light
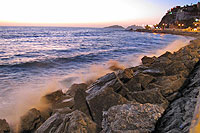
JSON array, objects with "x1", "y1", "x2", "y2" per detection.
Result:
[
  {"x1": 0, "y1": 0, "x2": 162, "y2": 26},
  {"x1": 178, "y1": 24, "x2": 181, "y2": 26},
  {"x1": 194, "y1": 28, "x2": 197, "y2": 31},
  {"x1": 182, "y1": 24, "x2": 184, "y2": 26}
]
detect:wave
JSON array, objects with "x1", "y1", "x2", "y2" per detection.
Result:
[{"x1": 0, "y1": 47, "x2": 143, "y2": 69}]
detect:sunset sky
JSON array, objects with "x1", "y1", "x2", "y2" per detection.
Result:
[{"x1": 0, "y1": 0, "x2": 199, "y2": 27}]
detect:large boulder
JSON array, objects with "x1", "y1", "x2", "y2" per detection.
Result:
[
  {"x1": 41, "y1": 90, "x2": 65, "y2": 104},
  {"x1": 73, "y1": 87, "x2": 91, "y2": 118},
  {"x1": 66, "y1": 83, "x2": 88, "y2": 97},
  {"x1": 0, "y1": 119, "x2": 10, "y2": 133},
  {"x1": 130, "y1": 89, "x2": 169, "y2": 109},
  {"x1": 86, "y1": 87, "x2": 128, "y2": 126},
  {"x1": 36, "y1": 110, "x2": 97, "y2": 133},
  {"x1": 101, "y1": 102, "x2": 164, "y2": 133},
  {"x1": 19, "y1": 108, "x2": 51, "y2": 133}
]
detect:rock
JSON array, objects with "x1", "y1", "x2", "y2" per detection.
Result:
[
  {"x1": 86, "y1": 87, "x2": 128, "y2": 125},
  {"x1": 155, "y1": 60, "x2": 200, "y2": 133},
  {"x1": 52, "y1": 97, "x2": 74, "y2": 109},
  {"x1": 116, "y1": 68, "x2": 134, "y2": 83},
  {"x1": 125, "y1": 73, "x2": 155, "y2": 91},
  {"x1": 101, "y1": 102, "x2": 164, "y2": 133},
  {"x1": 41, "y1": 90, "x2": 64, "y2": 104},
  {"x1": 19, "y1": 108, "x2": 50, "y2": 133},
  {"x1": 0, "y1": 119, "x2": 10, "y2": 133},
  {"x1": 142, "y1": 69, "x2": 165, "y2": 76},
  {"x1": 141, "y1": 56, "x2": 156, "y2": 65},
  {"x1": 73, "y1": 87, "x2": 91, "y2": 118},
  {"x1": 164, "y1": 61, "x2": 188, "y2": 76},
  {"x1": 130, "y1": 89, "x2": 169, "y2": 109},
  {"x1": 87, "y1": 72, "x2": 116, "y2": 94},
  {"x1": 66, "y1": 83, "x2": 88, "y2": 97},
  {"x1": 53, "y1": 107, "x2": 72, "y2": 114},
  {"x1": 36, "y1": 110, "x2": 97, "y2": 133}
]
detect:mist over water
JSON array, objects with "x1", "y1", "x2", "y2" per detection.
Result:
[{"x1": 0, "y1": 26, "x2": 193, "y2": 125}]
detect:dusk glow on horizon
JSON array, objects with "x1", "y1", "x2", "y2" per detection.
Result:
[{"x1": 0, "y1": 0, "x2": 199, "y2": 27}]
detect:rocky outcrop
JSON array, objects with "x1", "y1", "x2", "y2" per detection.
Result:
[
  {"x1": 0, "y1": 119, "x2": 10, "y2": 133},
  {"x1": 101, "y1": 102, "x2": 164, "y2": 133},
  {"x1": 154, "y1": 61, "x2": 200, "y2": 133},
  {"x1": 36, "y1": 110, "x2": 97, "y2": 133}
]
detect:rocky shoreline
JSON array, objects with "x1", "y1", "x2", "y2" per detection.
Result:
[{"x1": 1, "y1": 36, "x2": 200, "y2": 133}]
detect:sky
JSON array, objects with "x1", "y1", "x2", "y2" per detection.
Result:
[{"x1": 0, "y1": 0, "x2": 199, "y2": 27}]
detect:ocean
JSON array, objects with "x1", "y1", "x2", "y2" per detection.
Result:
[{"x1": 0, "y1": 26, "x2": 192, "y2": 124}]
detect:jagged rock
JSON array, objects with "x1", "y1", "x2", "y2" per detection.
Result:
[
  {"x1": 53, "y1": 107, "x2": 72, "y2": 114},
  {"x1": 155, "y1": 61, "x2": 200, "y2": 133},
  {"x1": 164, "y1": 61, "x2": 188, "y2": 76},
  {"x1": 0, "y1": 119, "x2": 10, "y2": 133},
  {"x1": 52, "y1": 97, "x2": 74, "y2": 109},
  {"x1": 125, "y1": 73, "x2": 155, "y2": 91},
  {"x1": 86, "y1": 87, "x2": 128, "y2": 126},
  {"x1": 87, "y1": 72, "x2": 116, "y2": 94},
  {"x1": 130, "y1": 89, "x2": 169, "y2": 109},
  {"x1": 141, "y1": 56, "x2": 156, "y2": 65},
  {"x1": 41, "y1": 90, "x2": 65, "y2": 104},
  {"x1": 101, "y1": 102, "x2": 164, "y2": 133},
  {"x1": 116, "y1": 68, "x2": 134, "y2": 83},
  {"x1": 36, "y1": 110, "x2": 97, "y2": 133},
  {"x1": 73, "y1": 87, "x2": 91, "y2": 118},
  {"x1": 66, "y1": 83, "x2": 88, "y2": 97},
  {"x1": 19, "y1": 108, "x2": 50, "y2": 133}
]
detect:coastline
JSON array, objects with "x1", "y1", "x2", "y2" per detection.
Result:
[
  {"x1": 136, "y1": 28, "x2": 200, "y2": 38},
  {"x1": 1, "y1": 31, "x2": 200, "y2": 133}
]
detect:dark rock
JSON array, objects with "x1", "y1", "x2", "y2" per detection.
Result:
[
  {"x1": 52, "y1": 97, "x2": 74, "y2": 109},
  {"x1": 86, "y1": 87, "x2": 128, "y2": 125},
  {"x1": 0, "y1": 119, "x2": 10, "y2": 133},
  {"x1": 142, "y1": 56, "x2": 156, "y2": 65},
  {"x1": 66, "y1": 83, "x2": 88, "y2": 97},
  {"x1": 87, "y1": 72, "x2": 116, "y2": 94},
  {"x1": 125, "y1": 73, "x2": 155, "y2": 91},
  {"x1": 41, "y1": 90, "x2": 64, "y2": 104},
  {"x1": 155, "y1": 60, "x2": 200, "y2": 133},
  {"x1": 101, "y1": 102, "x2": 164, "y2": 133},
  {"x1": 19, "y1": 108, "x2": 50, "y2": 133},
  {"x1": 116, "y1": 68, "x2": 134, "y2": 83},
  {"x1": 130, "y1": 89, "x2": 169, "y2": 109},
  {"x1": 164, "y1": 61, "x2": 188, "y2": 76},
  {"x1": 36, "y1": 110, "x2": 97, "y2": 133},
  {"x1": 73, "y1": 87, "x2": 91, "y2": 118}
]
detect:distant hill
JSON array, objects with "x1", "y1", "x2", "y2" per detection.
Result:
[
  {"x1": 126, "y1": 25, "x2": 144, "y2": 31},
  {"x1": 104, "y1": 25, "x2": 124, "y2": 29}
]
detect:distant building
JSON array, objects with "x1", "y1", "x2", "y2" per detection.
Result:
[{"x1": 197, "y1": 2, "x2": 200, "y2": 10}]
